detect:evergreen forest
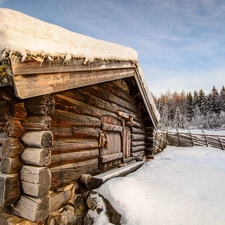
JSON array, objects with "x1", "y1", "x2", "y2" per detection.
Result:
[{"x1": 154, "y1": 86, "x2": 225, "y2": 130}]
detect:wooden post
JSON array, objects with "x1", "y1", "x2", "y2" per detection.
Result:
[
  {"x1": 218, "y1": 136, "x2": 224, "y2": 150},
  {"x1": 176, "y1": 128, "x2": 181, "y2": 146}
]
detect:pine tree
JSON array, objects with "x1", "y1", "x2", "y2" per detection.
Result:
[
  {"x1": 220, "y1": 86, "x2": 225, "y2": 112},
  {"x1": 186, "y1": 92, "x2": 194, "y2": 122},
  {"x1": 211, "y1": 86, "x2": 221, "y2": 115},
  {"x1": 198, "y1": 89, "x2": 206, "y2": 115}
]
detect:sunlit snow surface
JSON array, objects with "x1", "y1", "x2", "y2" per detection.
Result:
[{"x1": 96, "y1": 146, "x2": 225, "y2": 225}]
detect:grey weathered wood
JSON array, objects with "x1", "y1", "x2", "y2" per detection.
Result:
[
  {"x1": 20, "y1": 148, "x2": 51, "y2": 166},
  {"x1": 20, "y1": 166, "x2": 51, "y2": 198},
  {"x1": 12, "y1": 194, "x2": 49, "y2": 222},
  {"x1": 0, "y1": 173, "x2": 20, "y2": 207},
  {"x1": 20, "y1": 131, "x2": 53, "y2": 148},
  {"x1": 2, "y1": 138, "x2": 25, "y2": 157},
  {"x1": 22, "y1": 116, "x2": 52, "y2": 131}
]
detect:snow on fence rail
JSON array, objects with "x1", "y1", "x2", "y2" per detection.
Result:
[{"x1": 154, "y1": 129, "x2": 225, "y2": 153}]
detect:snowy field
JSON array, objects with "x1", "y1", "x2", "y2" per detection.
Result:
[{"x1": 94, "y1": 146, "x2": 225, "y2": 225}]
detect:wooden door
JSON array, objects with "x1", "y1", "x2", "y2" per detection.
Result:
[{"x1": 100, "y1": 116, "x2": 123, "y2": 171}]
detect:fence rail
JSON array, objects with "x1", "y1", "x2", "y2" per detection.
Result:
[{"x1": 153, "y1": 130, "x2": 225, "y2": 154}]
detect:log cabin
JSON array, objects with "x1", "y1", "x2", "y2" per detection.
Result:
[{"x1": 0, "y1": 8, "x2": 160, "y2": 224}]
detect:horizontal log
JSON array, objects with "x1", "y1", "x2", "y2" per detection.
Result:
[
  {"x1": 50, "y1": 158, "x2": 99, "y2": 190},
  {"x1": 0, "y1": 132, "x2": 7, "y2": 145},
  {"x1": 101, "y1": 152, "x2": 123, "y2": 163},
  {"x1": 131, "y1": 141, "x2": 145, "y2": 147},
  {"x1": 131, "y1": 120, "x2": 145, "y2": 129},
  {"x1": 72, "y1": 127, "x2": 100, "y2": 139},
  {"x1": 81, "y1": 85, "x2": 138, "y2": 114},
  {"x1": 0, "y1": 101, "x2": 9, "y2": 116},
  {"x1": 24, "y1": 95, "x2": 55, "y2": 116},
  {"x1": 50, "y1": 126, "x2": 74, "y2": 139},
  {"x1": 5, "y1": 102, "x2": 27, "y2": 120},
  {"x1": 49, "y1": 149, "x2": 99, "y2": 167},
  {"x1": 21, "y1": 131, "x2": 53, "y2": 148},
  {"x1": 51, "y1": 109, "x2": 101, "y2": 128},
  {"x1": 20, "y1": 166, "x2": 51, "y2": 198},
  {"x1": 0, "y1": 156, "x2": 23, "y2": 174},
  {"x1": 131, "y1": 127, "x2": 145, "y2": 134},
  {"x1": 131, "y1": 133, "x2": 145, "y2": 141},
  {"x1": 22, "y1": 116, "x2": 51, "y2": 131},
  {"x1": 2, "y1": 138, "x2": 25, "y2": 157},
  {"x1": 0, "y1": 173, "x2": 20, "y2": 207},
  {"x1": 13, "y1": 195, "x2": 49, "y2": 223},
  {"x1": 131, "y1": 145, "x2": 145, "y2": 152},
  {"x1": 102, "y1": 123, "x2": 123, "y2": 132},
  {"x1": 4, "y1": 120, "x2": 25, "y2": 138},
  {"x1": 52, "y1": 139, "x2": 99, "y2": 154},
  {"x1": 54, "y1": 94, "x2": 118, "y2": 119},
  {"x1": 20, "y1": 148, "x2": 51, "y2": 166}
]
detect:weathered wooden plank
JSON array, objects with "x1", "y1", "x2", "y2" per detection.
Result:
[
  {"x1": 0, "y1": 157, "x2": 23, "y2": 174},
  {"x1": 22, "y1": 116, "x2": 51, "y2": 131},
  {"x1": 13, "y1": 68, "x2": 136, "y2": 99},
  {"x1": 54, "y1": 94, "x2": 118, "y2": 119},
  {"x1": 0, "y1": 173, "x2": 20, "y2": 207},
  {"x1": 49, "y1": 149, "x2": 99, "y2": 167},
  {"x1": 131, "y1": 127, "x2": 145, "y2": 134},
  {"x1": 21, "y1": 131, "x2": 53, "y2": 148},
  {"x1": 11, "y1": 58, "x2": 134, "y2": 75},
  {"x1": 51, "y1": 109, "x2": 101, "y2": 128},
  {"x1": 20, "y1": 148, "x2": 51, "y2": 166},
  {"x1": 102, "y1": 123, "x2": 123, "y2": 132},
  {"x1": 12, "y1": 195, "x2": 49, "y2": 222},
  {"x1": 72, "y1": 127, "x2": 100, "y2": 139},
  {"x1": 50, "y1": 126, "x2": 74, "y2": 139},
  {"x1": 20, "y1": 166, "x2": 51, "y2": 198},
  {"x1": 2, "y1": 138, "x2": 25, "y2": 157},
  {"x1": 50, "y1": 158, "x2": 99, "y2": 190},
  {"x1": 101, "y1": 152, "x2": 123, "y2": 163},
  {"x1": 52, "y1": 139, "x2": 98, "y2": 154}
]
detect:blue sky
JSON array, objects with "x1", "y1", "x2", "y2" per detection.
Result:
[{"x1": 1, "y1": 0, "x2": 225, "y2": 96}]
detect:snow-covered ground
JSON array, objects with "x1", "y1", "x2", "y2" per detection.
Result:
[
  {"x1": 94, "y1": 146, "x2": 225, "y2": 225},
  {"x1": 168, "y1": 129, "x2": 225, "y2": 136}
]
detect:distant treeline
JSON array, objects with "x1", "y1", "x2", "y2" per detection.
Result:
[{"x1": 154, "y1": 86, "x2": 225, "y2": 130}]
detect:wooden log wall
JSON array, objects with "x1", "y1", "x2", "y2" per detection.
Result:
[{"x1": 49, "y1": 79, "x2": 153, "y2": 190}]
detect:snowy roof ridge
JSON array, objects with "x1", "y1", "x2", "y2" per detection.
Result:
[{"x1": 0, "y1": 8, "x2": 138, "y2": 63}]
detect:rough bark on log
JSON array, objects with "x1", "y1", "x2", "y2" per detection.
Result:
[
  {"x1": 131, "y1": 145, "x2": 146, "y2": 152},
  {"x1": 49, "y1": 149, "x2": 99, "y2": 167},
  {"x1": 5, "y1": 102, "x2": 27, "y2": 121},
  {"x1": 0, "y1": 132, "x2": 7, "y2": 145},
  {"x1": 20, "y1": 148, "x2": 51, "y2": 166},
  {"x1": 2, "y1": 138, "x2": 25, "y2": 157},
  {"x1": 131, "y1": 141, "x2": 145, "y2": 147},
  {"x1": 0, "y1": 101, "x2": 9, "y2": 116},
  {"x1": 20, "y1": 166, "x2": 51, "y2": 198},
  {"x1": 24, "y1": 95, "x2": 55, "y2": 116},
  {"x1": 50, "y1": 126, "x2": 74, "y2": 139},
  {"x1": 13, "y1": 195, "x2": 49, "y2": 223},
  {"x1": 50, "y1": 158, "x2": 99, "y2": 190},
  {"x1": 0, "y1": 156, "x2": 23, "y2": 174},
  {"x1": 131, "y1": 127, "x2": 145, "y2": 134},
  {"x1": 22, "y1": 116, "x2": 51, "y2": 131},
  {"x1": 51, "y1": 109, "x2": 101, "y2": 128},
  {"x1": 4, "y1": 120, "x2": 25, "y2": 138},
  {"x1": 0, "y1": 173, "x2": 20, "y2": 207},
  {"x1": 20, "y1": 131, "x2": 53, "y2": 148},
  {"x1": 52, "y1": 139, "x2": 99, "y2": 154}
]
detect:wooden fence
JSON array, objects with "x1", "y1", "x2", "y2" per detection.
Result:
[{"x1": 153, "y1": 130, "x2": 225, "y2": 154}]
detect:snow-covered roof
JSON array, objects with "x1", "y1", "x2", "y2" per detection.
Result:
[
  {"x1": 0, "y1": 8, "x2": 160, "y2": 125},
  {"x1": 0, "y1": 8, "x2": 138, "y2": 63}
]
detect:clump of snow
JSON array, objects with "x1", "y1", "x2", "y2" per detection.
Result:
[
  {"x1": 96, "y1": 146, "x2": 225, "y2": 225},
  {"x1": 0, "y1": 8, "x2": 138, "y2": 63}
]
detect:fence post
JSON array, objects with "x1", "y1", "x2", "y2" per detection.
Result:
[
  {"x1": 176, "y1": 128, "x2": 181, "y2": 146},
  {"x1": 189, "y1": 129, "x2": 194, "y2": 146},
  {"x1": 202, "y1": 129, "x2": 209, "y2": 147},
  {"x1": 218, "y1": 136, "x2": 224, "y2": 150}
]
